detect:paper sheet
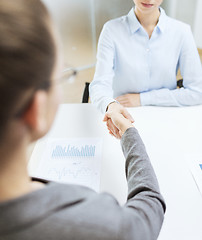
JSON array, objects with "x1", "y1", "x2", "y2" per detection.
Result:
[
  {"x1": 33, "y1": 138, "x2": 102, "y2": 191},
  {"x1": 186, "y1": 155, "x2": 202, "y2": 197}
]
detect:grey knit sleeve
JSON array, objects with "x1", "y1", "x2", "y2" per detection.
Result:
[{"x1": 119, "y1": 127, "x2": 166, "y2": 240}]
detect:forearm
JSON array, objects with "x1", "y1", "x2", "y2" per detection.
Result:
[
  {"x1": 89, "y1": 81, "x2": 115, "y2": 113},
  {"x1": 120, "y1": 127, "x2": 165, "y2": 240},
  {"x1": 140, "y1": 87, "x2": 202, "y2": 107},
  {"x1": 121, "y1": 127, "x2": 164, "y2": 201}
]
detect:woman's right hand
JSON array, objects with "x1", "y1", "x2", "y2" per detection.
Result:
[{"x1": 103, "y1": 102, "x2": 134, "y2": 139}]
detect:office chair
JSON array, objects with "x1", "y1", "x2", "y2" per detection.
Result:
[
  {"x1": 82, "y1": 82, "x2": 90, "y2": 103},
  {"x1": 177, "y1": 79, "x2": 183, "y2": 88}
]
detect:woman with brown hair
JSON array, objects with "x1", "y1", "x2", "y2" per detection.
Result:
[{"x1": 0, "y1": 1, "x2": 165, "y2": 239}]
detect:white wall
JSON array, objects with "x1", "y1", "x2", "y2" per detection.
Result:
[
  {"x1": 162, "y1": 0, "x2": 196, "y2": 28},
  {"x1": 42, "y1": 0, "x2": 133, "y2": 67},
  {"x1": 42, "y1": 0, "x2": 95, "y2": 66},
  {"x1": 161, "y1": 0, "x2": 177, "y2": 18},
  {"x1": 193, "y1": 0, "x2": 202, "y2": 48},
  {"x1": 162, "y1": 0, "x2": 202, "y2": 48}
]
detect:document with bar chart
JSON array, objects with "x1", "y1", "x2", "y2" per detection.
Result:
[{"x1": 35, "y1": 138, "x2": 102, "y2": 191}]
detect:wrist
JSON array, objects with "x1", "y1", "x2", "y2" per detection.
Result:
[
  {"x1": 121, "y1": 124, "x2": 134, "y2": 135},
  {"x1": 106, "y1": 100, "x2": 120, "y2": 112}
]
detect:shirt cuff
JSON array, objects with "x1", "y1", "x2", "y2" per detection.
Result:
[
  {"x1": 140, "y1": 92, "x2": 153, "y2": 106},
  {"x1": 101, "y1": 98, "x2": 117, "y2": 114}
]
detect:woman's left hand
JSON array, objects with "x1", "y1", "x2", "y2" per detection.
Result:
[{"x1": 116, "y1": 93, "x2": 141, "y2": 107}]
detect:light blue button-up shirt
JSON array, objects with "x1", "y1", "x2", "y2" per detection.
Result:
[{"x1": 90, "y1": 8, "x2": 202, "y2": 113}]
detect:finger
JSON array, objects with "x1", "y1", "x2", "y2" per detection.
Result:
[
  {"x1": 108, "y1": 119, "x2": 117, "y2": 133},
  {"x1": 119, "y1": 129, "x2": 123, "y2": 137},
  {"x1": 109, "y1": 129, "x2": 113, "y2": 134},
  {"x1": 118, "y1": 100, "x2": 129, "y2": 105},
  {"x1": 115, "y1": 95, "x2": 128, "y2": 102},
  {"x1": 115, "y1": 96, "x2": 121, "y2": 101},
  {"x1": 115, "y1": 96, "x2": 126, "y2": 102},
  {"x1": 107, "y1": 118, "x2": 123, "y2": 139},
  {"x1": 108, "y1": 123, "x2": 119, "y2": 137},
  {"x1": 106, "y1": 119, "x2": 115, "y2": 132},
  {"x1": 107, "y1": 126, "x2": 115, "y2": 134},
  {"x1": 109, "y1": 131, "x2": 115, "y2": 137},
  {"x1": 121, "y1": 108, "x2": 134, "y2": 122},
  {"x1": 116, "y1": 132, "x2": 122, "y2": 139},
  {"x1": 103, "y1": 113, "x2": 109, "y2": 122},
  {"x1": 117, "y1": 99, "x2": 127, "y2": 105},
  {"x1": 122, "y1": 102, "x2": 134, "y2": 108},
  {"x1": 121, "y1": 103, "x2": 130, "y2": 107},
  {"x1": 108, "y1": 127, "x2": 118, "y2": 138},
  {"x1": 107, "y1": 119, "x2": 120, "y2": 136}
]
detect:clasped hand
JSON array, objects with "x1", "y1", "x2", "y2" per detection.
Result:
[
  {"x1": 115, "y1": 93, "x2": 141, "y2": 107},
  {"x1": 103, "y1": 102, "x2": 134, "y2": 139}
]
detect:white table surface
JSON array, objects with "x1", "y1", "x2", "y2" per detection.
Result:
[{"x1": 29, "y1": 103, "x2": 202, "y2": 240}]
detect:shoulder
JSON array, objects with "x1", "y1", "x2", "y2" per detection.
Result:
[
  {"x1": 105, "y1": 14, "x2": 127, "y2": 27},
  {"x1": 165, "y1": 15, "x2": 192, "y2": 36},
  {"x1": 161, "y1": 13, "x2": 195, "y2": 48},
  {"x1": 50, "y1": 183, "x2": 121, "y2": 213},
  {"x1": 44, "y1": 182, "x2": 97, "y2": 201},
  {"x1": 102, "y1": 14, "x2": 129, "y2": 35},
  {"x1": 47, "y1": 183, "x2": 119, "y2": 206}
]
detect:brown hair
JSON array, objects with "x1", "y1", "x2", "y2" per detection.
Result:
[{"x1": 0, "y1": 0, "x2": 56, "y2": 138}]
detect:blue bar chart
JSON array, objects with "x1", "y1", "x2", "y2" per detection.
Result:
[{"x1": 52, "y1": 145, "x2": 96, "y2": 158}]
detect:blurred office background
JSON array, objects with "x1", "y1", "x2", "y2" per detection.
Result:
[{"x1": 42, "y1": 0, "x2": 202, "y2": 103}]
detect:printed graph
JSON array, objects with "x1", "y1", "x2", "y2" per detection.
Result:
[
  {"x1": 36, "y1": 138, "x2": 102, "y2": 191},
  {"x1": 185, "y1": 155, "x2": 202, "y2": 196},
  {"x1": 52, "y1": 145, "x2": 95, "y2": 158},
  {"x1": 48, "y1": 167, "x2": 96, "y2": 180}
]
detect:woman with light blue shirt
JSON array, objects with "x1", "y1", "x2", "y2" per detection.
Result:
[{"x1": 90, "y1": 0, "x2": 202, "y2": 136}]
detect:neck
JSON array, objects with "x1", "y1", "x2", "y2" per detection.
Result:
[
  {"x1": 0, "y1": 123, "x2": 41, "y2": 202},
  {"x1": 0, "y1": 142, "x2": 32, "y2": 202},
  {"x1": 135, "y1": 7, "x2": 160, "y2": 29}
]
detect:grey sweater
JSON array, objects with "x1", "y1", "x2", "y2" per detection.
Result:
[{"x1": 0, "y1": 128, "x2": 166, "y2": 240}]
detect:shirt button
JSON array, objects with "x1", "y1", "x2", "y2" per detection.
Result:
[{"x1": 146, "y1": 48, "x2": 150, "y2": 52}]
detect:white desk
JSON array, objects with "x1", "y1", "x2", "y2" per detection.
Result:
[{"x1": 29, "y1": 104, "x2": 202, "y2": 240}]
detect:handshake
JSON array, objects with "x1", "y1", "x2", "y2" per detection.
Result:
[{"x1": 103, "y1": 102, "x2": 135, "y2": 139}]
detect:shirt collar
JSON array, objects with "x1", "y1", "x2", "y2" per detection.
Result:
[
  {"x1": 127, "y1": 7, "x2": 141, "y2": 34},
  {"x1": 127, "y1": 7, "x2": 167, "y2": 34},
  {"x1": 157, "y1": 8, "x2": 167, "y2": 33}
]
